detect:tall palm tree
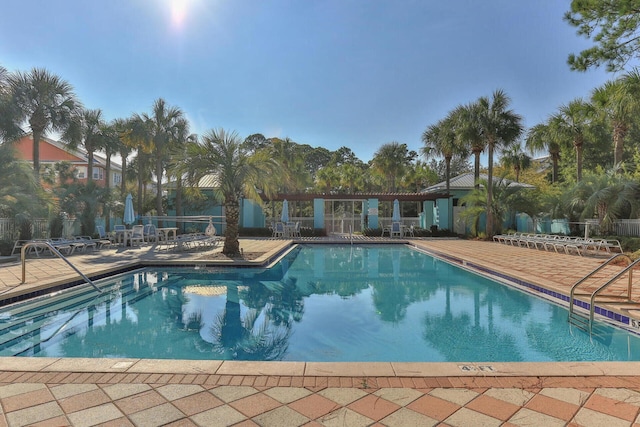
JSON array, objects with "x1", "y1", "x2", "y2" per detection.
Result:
[
  {"x1": 500, "y1": 140, "x2": 531, "y2": 182},
  {"x1": 139, "y1": 98, "x2": 186, "y2": 226},
  {"x1": 591, "y1": 78, "x2": 636, "y2": 169},
  {"x1": 454, "y1": 102, "x2": 485, "y2": 188},
  {"x1": 112, "y1": 117, "x2": 136, "y2": 196},
  {"x1": 166, "y1": 121, "x2": 196, "y2": 232},
  {"x1": 179, "y1": 128, "x2": 279, "y2": 256},
  {"x1": 476, "y1": 89, "x2": 523, "y2": 237},
  {"x1": 526, "y1": 122, "x2": 561, "y2": 183},
  {"x1": 9, "y1": 68, "x2": 81, "y2": 178},
  {"x1": 99, "y1": 121, "x2": 122, "y2": 231},
  {"x1": 550, "y1": 98, "x2": 592, "y2": 183},
  {"x1": 421, "y1": 115, "x2": 467, "y2": 193},
  {"x1": 66, "y1": 108, "x2": 105, "y2": 183},
  {"x1": 371, "y1": 142, "x2": 415, "y2": 192}
]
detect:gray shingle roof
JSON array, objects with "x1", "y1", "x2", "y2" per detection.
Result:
[{"x1": 423, "y1": 172, "x2": 534, "y2": 193}]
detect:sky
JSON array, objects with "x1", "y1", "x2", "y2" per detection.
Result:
[{"x1": 0, "y1": 0, "x2": 617, "y2": 163}]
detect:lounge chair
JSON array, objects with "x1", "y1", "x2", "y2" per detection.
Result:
[{"x1": 95, "y1": 226, "x2": 114, "y2": 248}]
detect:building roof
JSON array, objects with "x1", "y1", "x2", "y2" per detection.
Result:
[
  {"x1": 20, "y1": 133, "x2": 122, "y2": 171},
  {"x1": 423, "y1": 172, "x2": 534, "y2": 193}
]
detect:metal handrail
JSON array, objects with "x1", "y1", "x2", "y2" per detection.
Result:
[
  {"x1": 588, "y1": 258, "x2": 640, "y2": 326},
  {"x1": 21, "y1": 241, "x2": 103, "y2": 293},
  {"x1": 568, "y1": 253, "x2": 638, "y2": 331}
]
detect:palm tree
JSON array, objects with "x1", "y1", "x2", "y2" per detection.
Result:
[
  {"x1": 371, "y1": 142, "x2": 416, "y2": 192},
  {"x1": 454, "y1": 103, "x2": 485, "y2": 188},
  {"x1": 475, "y1": 89, "x2": 523, "y2": 237},
  {"x1": 0, "y1": 143, "x2": 48, "y2": 218},
  {"x1": 567, "y1": 171, "x2": 640, "y2": 235},
  {"x1": 98, "y1": 121, "x2": 122, "y2": 231},
  {"x1": 591, "y1": 69, "x2": 640, "y2": 170},
  {"x1": 139, "y1": 98, "x2": 186, "y2": 226},
  {"x1": 9, "y1": 68, "x2": 81, "y2": 179},
  {"x1": 179, "y1": 128, "x2": 279, "y2": 256},
  {"x1": 526, "y1": 122, "x2": 561, "y2": 183},
  {"x1": 112, "y1": 117, "x2": 137, "y2": 196},
  {"x1": 66, "y1": 108, "x2": 105, "y2": 183},
  {"x1": 422, "y1": 115, "x2": 467, "y2": 193},
  {"x1": 166, "y1": 122, "x2": 196, "y2": 232},
  {"x1": 500, "y1": 140, "x2": 531, "y2": 182},
  {"x1": 550, "y1": 98, "x2": 592, "y2": 183},
  {"x1": 0, "y1": 65, "x2": 23, "y2": 143}
]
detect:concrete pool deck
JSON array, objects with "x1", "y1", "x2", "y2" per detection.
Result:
[{"x1": 2, "y1": 237, "x2": 640, "y2": 425}]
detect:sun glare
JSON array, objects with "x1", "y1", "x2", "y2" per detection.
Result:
[{"x1": 169, "y1": 0, "x2": 189, "y2": 30}]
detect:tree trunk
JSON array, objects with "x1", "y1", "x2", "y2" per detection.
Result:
[
  {"x1": 120, "y1": 157, "x2": 127, "y2": 195},
  {"x1": 176, "y1": 176, "x2": 183, "y2": 233},
  {"x1": 551, "y1": 152, "x2": 559, "y2": 183},
  {"x1": 486, "y1": 141, "x2": 495, "y2": 238},
  {"x1": 613, "y1": 122, "x2": 627, "y2": 169},
  {"x1": 105, "y1": 153, "x2": 111, "y2": 231},
  {"x1": 574, "y1": 136, "x2": 583, "y2": 182},
  {"x1": 473, "y1": 150, "x2": 481, "y2": 189},
  {"x1": 155, "y1": 155, "x2": 164, "y2": 228},
  {"x1": 223, "y1": 200, "x2": 241, "y2": 256},
  {"x1": 32, "y1": 129, "x2": 42, "y2": 180},
  {"x1": 87, "y1": 150, "x2": 94, "y2": 183}
]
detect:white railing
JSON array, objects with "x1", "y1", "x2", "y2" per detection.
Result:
[{"x1": 0, "y1": 218, "x2": 76, "y2": 240}]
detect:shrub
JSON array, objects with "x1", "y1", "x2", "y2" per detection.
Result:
[
  {"x1": 49, "y1": 213, "x2": 64, "y2": 238},
  {"x1": 0, "y1": 239, "x2": 14, "y2": 256}
]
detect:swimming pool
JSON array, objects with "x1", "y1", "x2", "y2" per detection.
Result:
[{"x1": 2, "y1": 244, "x2": 640, "y2": 362}]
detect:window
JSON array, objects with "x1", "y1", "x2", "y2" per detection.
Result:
[
  {"x1": 76, "y1": 166, "x2": 87, "y2": 179},
  {"x1": 113, "y1": 173, "x2": 121, "y2": 185},
  {"x1": 93, "y1": 168, "x2": 104, "y2": 180}
]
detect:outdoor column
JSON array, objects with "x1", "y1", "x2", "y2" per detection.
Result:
[
  {"x1": 313, "y1": 198, "x2": 324, "y2": 230},
  {"x1": 423, "y1": 201, "x2": 434, "y2": 229},
  {"x1": 367, "y1": 198, "x2": 379, "y2": 229},
  {"x1": 361, "y1": 200, "x2": 368, "y2": 231},
  {"x1": 436, "y1": 198, "x2": 452, "y2": 231}
]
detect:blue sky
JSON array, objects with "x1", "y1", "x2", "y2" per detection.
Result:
[{"x1": 0, "y1": 0, "x2": 615, "y2": 162}]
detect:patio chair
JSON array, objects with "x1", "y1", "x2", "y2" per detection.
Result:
[
  {"x1": 273, "y1": 222, "x2": 286, "y2": 238},
  {"x1": 390, "y1": 222, "x2": 403, "y2": 238},
  {"x1": 113, "y1": 224, "x2": 126, "y2": 245},
  {"x1": 143, "y1": 224, "x2": 159, "y2": 243},
  {"x1": 129, "y1": 225, "x2": 145, "y2": 247},
  {"x1": 292, "y1": 221, "x2": 301, "y2": 238}
]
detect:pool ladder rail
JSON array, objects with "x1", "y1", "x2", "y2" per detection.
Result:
[
  {"x1": 20, "y1": 241, "x2": 103, "y2": 294},
  {"x1": 568, "y1": 253, "x2": 640, "y2": 333}
]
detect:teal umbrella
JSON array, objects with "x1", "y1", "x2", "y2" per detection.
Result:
[
  {"x1": 123, "y1": 193, "x2": 135, "y2": 225},
  {"x1": 392, "y1": 199, "x2": 401, "y2": 222},
  {"x1": 281, "y1": 199, "x2": 289, "y2": 223}
]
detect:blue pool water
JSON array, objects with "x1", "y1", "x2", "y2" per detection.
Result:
[{"x1": 2, "y1": 244, "x2": 640, "y2": 362}]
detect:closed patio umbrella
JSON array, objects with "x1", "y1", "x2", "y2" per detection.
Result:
[
  {"x1": 392, "y1": 199, "x2": 401, "y2": 222},
  {"x1": 124, "y1": 193, "x2": 135, "y2": 226},
  {"x1": 281, "y1": 199, "x2": 289, "y2": 223}
]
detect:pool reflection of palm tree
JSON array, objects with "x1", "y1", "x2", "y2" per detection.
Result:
[
  {"x1": 210, "y1": 282, "x2": 292, "y2": 361},
  {"x1": 423, "y1": 285, "x2": 523, "y2": 362}
]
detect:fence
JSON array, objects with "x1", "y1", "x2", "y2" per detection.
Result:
[{"x1": 0, "y1": 218, "x2": 77, "y2": 241}]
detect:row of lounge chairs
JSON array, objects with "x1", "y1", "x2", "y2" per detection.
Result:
[
  {"x1": 493, "y1": 232, "x2": 622, "y2": 256},
  {"x1": 155, "y1": 232, "x2": 220, "y2": 251},
  {"x1": 11, "y1": 235, "x2": 112, "y2": 257}
]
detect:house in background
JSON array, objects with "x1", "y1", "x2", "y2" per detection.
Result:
[
  {"x1": 423, "y1": 172, "x2": 535, "y2": 234},
  {"x1": 13, "y1": 134, "x2": 122, "y2": 187}
]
